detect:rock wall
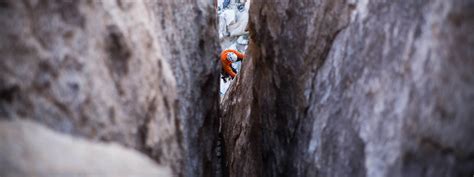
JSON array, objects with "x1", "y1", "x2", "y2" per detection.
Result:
[
  {"x1": 221, "y1": 0, "x2": 474, "y2": 177},
  {"x1": 150, "y1": 1, "x2": 220, "y2": 176},
  {"x1": 0, "y1": 119, "x2": 171, "y2": 177},
  {"x1": 0, "y1": 0, "x2": 219, "y2": 177}
]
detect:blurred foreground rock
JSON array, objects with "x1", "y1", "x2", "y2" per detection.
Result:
[
  {"x1": 221, "y1": 0, "x2": 474, "y2": 176},
  {"x1": 0, "y1": 119, "x2": 171, "y2": 177},
  {"x1": 0, "y1": 0, "x2": 219, "y2": 176}
]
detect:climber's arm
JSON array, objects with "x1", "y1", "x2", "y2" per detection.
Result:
[
  {"x1": 223, "y1": 64, "x2": 237, "y2": 78},
  {"x1": 235, "y1": 51, "x2": 246, "y2": 59}
]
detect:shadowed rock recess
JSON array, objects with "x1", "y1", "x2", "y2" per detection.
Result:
[
  {"x1": 221, "y1": 0, "x2": 474, "y2": 177},
  {"x1": 0, "y1": 0, "x2": 219, "y2": 177}
]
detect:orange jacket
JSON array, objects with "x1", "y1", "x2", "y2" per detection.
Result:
[{"x1": 220, "y1": 49, "x2": 245, "y2": 78}]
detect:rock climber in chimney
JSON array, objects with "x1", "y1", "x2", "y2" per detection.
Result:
[{"x1": 220, "y1": 49, "x2": 245, "y2": 81}]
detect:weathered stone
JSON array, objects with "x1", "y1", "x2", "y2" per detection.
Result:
[
  {"x1": 0, "y1": 119, "x2": 171, "y2": 177},
  {"x1": 150, "y1": 1, "x2": 221, "y2": 176},
  {"x1": 0, "y1": 0, "x2": 219, "y2": 176},
  {"x1": 221, "y1": 0, "x2": 474, "y2": 177}
]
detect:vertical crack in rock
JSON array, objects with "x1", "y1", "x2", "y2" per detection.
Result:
[
  {"x1": 220, "y1": 0, "x2": 353, "y2": 176},
  {"x1": 1, "y1": 0, "x2": 473, "y2": 176},
  {"x1": 213, "y1": 132, "x2": 229, "y2": 177}
]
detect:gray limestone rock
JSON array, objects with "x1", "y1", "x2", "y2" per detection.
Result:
[{"x1": 221, "y1": 0, "x2": 474, "y2": 176}]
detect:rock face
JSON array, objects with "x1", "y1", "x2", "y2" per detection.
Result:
[
  {"x1": 151, "y1": 1, "x2": 220, "y2": 176},
  {"x1": 0, "y1": 119, "x2": 171, "y2": 177},
  {"x1": 0, "y1": 0, "x2": 219, "y2": 177},
  {"x1": 221, "y1": 0, "x2": 474, "y2": 177}
]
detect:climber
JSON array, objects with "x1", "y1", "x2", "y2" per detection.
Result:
[{"x1": 220, "y1": 49, "x2": 245, "y2": 80}]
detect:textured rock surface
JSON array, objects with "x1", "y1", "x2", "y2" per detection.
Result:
[
  {"x1": 221, "y1": 0, "x2": 474, "y2": 177},
  {"x1": 151, "y1": 1, "x2": 220, "y2": 176},
  {"x1": 0, "y1": 0, "x2": 219, "y2": 176},
  {"x1": 0, "y1": 119, "x2": 171, "y2": 177}
]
